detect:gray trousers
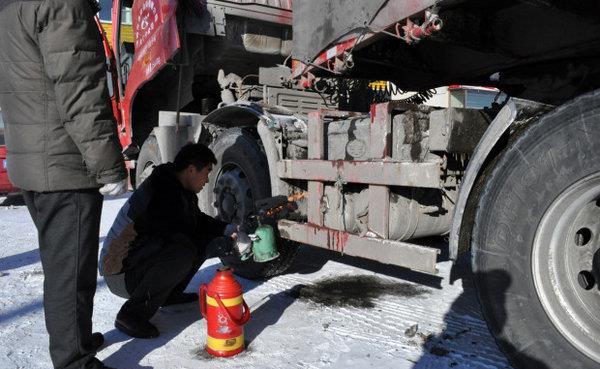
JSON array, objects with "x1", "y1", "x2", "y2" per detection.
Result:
[{"x1": 23, "y1": 190, "x2": 103, "y2": 369}]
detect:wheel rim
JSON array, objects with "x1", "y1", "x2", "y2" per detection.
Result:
[
  {"x1": 213, "y1": 164, "x2": 254, "y2": 224},
  {"x1": 533, "y1": 172, "x2": 600, "y2": 363}
]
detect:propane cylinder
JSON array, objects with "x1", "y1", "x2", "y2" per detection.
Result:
[
  {"x1": 199, "y1": 267, "x2": 251, "y2": 357},
  {"x1": 247, "y1": 223, "x2": 280, "y2": 263}
]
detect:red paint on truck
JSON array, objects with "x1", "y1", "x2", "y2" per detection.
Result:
[{"x1": 0, "y1": 146, "x2": 18, "y2": 195}]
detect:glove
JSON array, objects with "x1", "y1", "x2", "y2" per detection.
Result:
[
  {"x1": 99, "y1": 179, "x2": 128, "y2": 196},
  {"x1": 234, "y1": 231, "x2": 253, "y2": 257}
]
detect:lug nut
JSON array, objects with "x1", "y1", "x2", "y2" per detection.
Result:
[
  {"x1": 575, "y1": 228, "x2": 592, "y2": 247},
  {"x1": 577, "y1": 271, "x2": 596, "y2": 290}
]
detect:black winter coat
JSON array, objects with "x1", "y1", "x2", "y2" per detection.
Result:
[
  {"x1": 133, "y1": 163, "x2": 227, "y2": 246},
  {"x1": 100, "y1": 163, "x2": 228, "y2": 275}
]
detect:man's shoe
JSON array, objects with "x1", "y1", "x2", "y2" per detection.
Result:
[
  {"x1": 115, "y1": 313, "x2": 159, "y2": 339},
  {"x1": 85, "y1": 357, "x2": 115, "y2": 369},
  {"x1": 91, "y1": 332, "x2": 104, "y2": 350},
  {"x1": 163, "y1": 292, "x2": 198, "y2": 306}
]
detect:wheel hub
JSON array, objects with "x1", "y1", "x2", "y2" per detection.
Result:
[
  {"x1": 213, "y1": 166, "x2": 254, "y2": 224},
  {"x1": 533, "y1": 173, "x2": 600, "y2": 363}
]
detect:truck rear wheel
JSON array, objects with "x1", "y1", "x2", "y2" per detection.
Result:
[
  {"x1": 199, "y1": 127, "x2": 298, "y2": 279},
  {"x1": 472, "y1": 90, "x2": 600, "y2": 369}
]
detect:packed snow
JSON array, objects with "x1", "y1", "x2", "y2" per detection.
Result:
[{"x1": 0, "y1": 195, "x2": 513, "y2": 369}]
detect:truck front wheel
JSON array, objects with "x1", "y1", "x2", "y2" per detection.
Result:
[
  {"x1": 135, "y1": 135, "x2": 161, "y2": 187},
  {"x1": 199, "y1": 127, "x2": 299, "y2": 279},
  {"x1": 472, "y1": 90, "x2": 600, "y2": 369}
]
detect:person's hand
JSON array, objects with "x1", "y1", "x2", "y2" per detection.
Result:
[
  {"x1": 234, "y1": 231, "x2": 253, "y2": 257},
  {"x1": 99, "y1": 179, "x2": 128, "y2": 196},
  {"x1": 224, "y1": 224, "x2": 237, "y2": 238}
]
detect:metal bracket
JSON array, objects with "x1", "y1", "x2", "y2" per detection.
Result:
[
  {"x1": 278, "y1": 220, "x2": 439, "y2": 275},
  {"x1": 208, "y1": 5, "x2": 226, "y2": 36}
]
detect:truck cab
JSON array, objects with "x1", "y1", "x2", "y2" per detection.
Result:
[
  {"x1": 104, "y1": 0, "x2": 295, "y2": 168},
  {"x1": 0, "y1": 109, "x2": 18, "y2": 195}
]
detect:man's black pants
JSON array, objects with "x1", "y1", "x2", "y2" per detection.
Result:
[
  {"x1": 119, "y1": 235, "x2": 206, "y2": 321},
  {"x1": 23, "y1": 190, "x2": 103, "y2": 369},
  {"x1": 104, "y1": 235, "x2": 231, "y2": 321}
]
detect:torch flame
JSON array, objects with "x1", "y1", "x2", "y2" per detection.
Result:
[
  {"x1": 288, "y1": 192, "x2": 306, "y2": 202},
  {"x1": 264, "y1": 193, "x2": 306, "y2": 217}
]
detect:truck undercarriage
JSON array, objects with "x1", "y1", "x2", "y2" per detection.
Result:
[
  {"x1": 109, "y1": 1, "x2": 600, "y2": 368},
  {"x1": 292, "y1": 0, "x2": 600, "y2": 105}
]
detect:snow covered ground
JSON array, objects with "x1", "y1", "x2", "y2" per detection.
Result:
[{"x1": 0, "y1": 195, "x2": 513, "y2": 369}]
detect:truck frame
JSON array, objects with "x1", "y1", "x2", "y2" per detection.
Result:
[{"x1": 102, "y1": 1, "x2": 600, "y2": 368}]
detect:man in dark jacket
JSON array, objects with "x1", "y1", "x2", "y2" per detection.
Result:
[
  {"x1": 0, "y1": 1, "x2": 127, "y2": 369},
  {"x1": 100, "y1": 143, "x2": 241, "y2": 338}
]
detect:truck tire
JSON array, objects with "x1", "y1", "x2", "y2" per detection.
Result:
[
  {"x1": 199, "y1": 127, "x2": 298, "y2": 279},
  {"x1": 135, "y1": 135, "x2": 161, "y2": 188},
  {"x1": 472, "y1": 90, "x2": 600, "y2": 369}
]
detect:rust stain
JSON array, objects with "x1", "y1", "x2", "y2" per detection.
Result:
[
  {"x1": 306, "y1": 223, "x2": 349, "y2": 252},
  {"x1": 329, "y1": 228, "x2": 349, "y2": 251},
  {"x1": 330, "y1": 160, "x2": 345, "y2": 169}
]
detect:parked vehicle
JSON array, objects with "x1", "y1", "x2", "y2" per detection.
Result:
[
  {"x1": 0, "y1": 109, "x2": 19, "y2": 195},
  {"x1": 103, "y1": 1, "x2": 600, "y2": 368}
]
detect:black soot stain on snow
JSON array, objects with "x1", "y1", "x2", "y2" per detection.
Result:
[
  {"x1": 298, "y1": 275, "x2": 430, "y2": 308},
  {"x1": 192, "y1": 344, "x2": 254, "y2": 361},
  {"x1": 192, "y1": 348, "x2": 217, "y2": 361}
]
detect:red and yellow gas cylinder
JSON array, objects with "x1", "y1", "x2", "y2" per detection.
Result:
[{"x1": 199, "y1": 267, "x2": 251, "y2": 357}]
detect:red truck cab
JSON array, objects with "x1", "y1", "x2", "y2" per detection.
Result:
[{"x1": 0, "y1": 110, "x2": 19, "y2": 195}]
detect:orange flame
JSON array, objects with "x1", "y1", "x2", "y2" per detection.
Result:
[
  {"x1": 288, "y1": 192, "x2": 306, "y2": 202},
  {"x1": 264, "y1": 193, "x2": 306, "y2": 217}
]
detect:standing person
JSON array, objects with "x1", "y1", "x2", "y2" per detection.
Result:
[
  {"x1": 0, "y1": 1, "x2": 127, "y2": 369},
  {"x1": 100, "y1": 143, "x2": 248, "y2": 338}
]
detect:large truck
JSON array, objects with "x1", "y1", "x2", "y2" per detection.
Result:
[
  {"x1": 103, "y1": 1, "x2": 600, "y2": 368},
  {"x1": 0, "y1": 109, "x2": 19, "y2": 195}
]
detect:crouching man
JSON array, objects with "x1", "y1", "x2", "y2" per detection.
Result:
[{"x1": 99, "y1": 143, "x2": 239, "y2": 338}]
